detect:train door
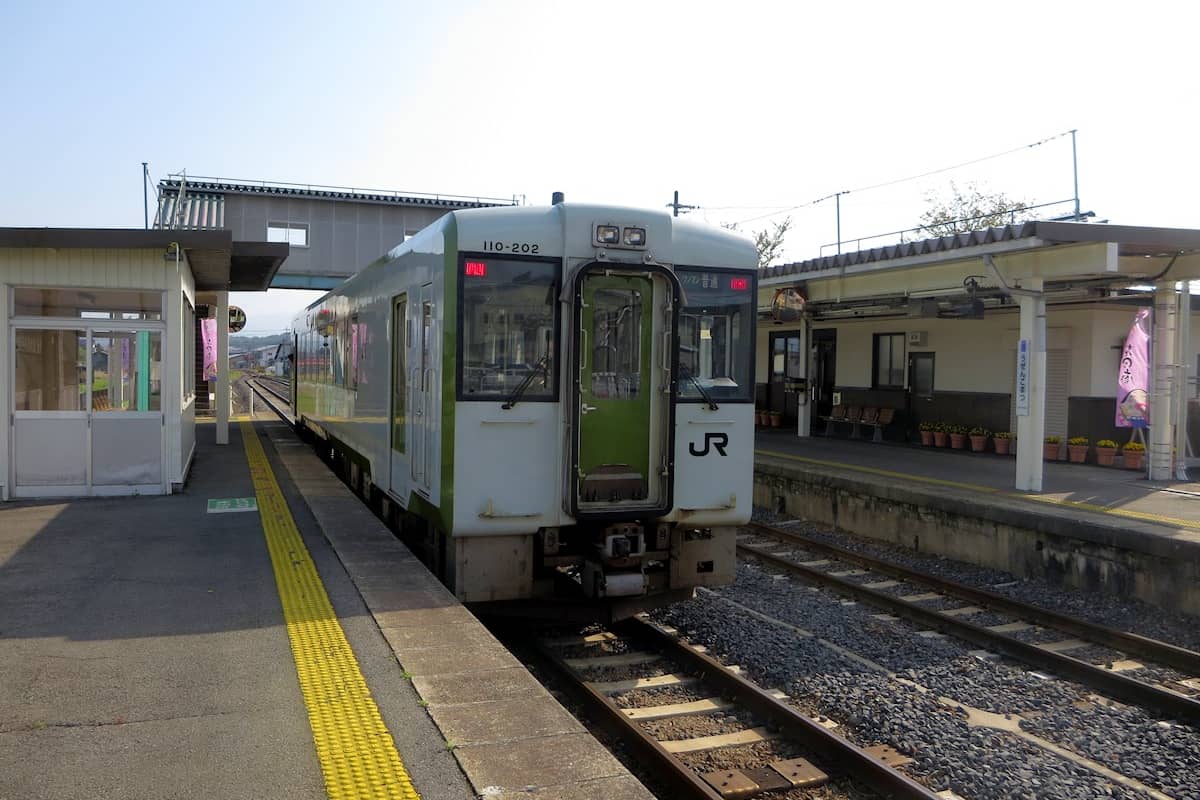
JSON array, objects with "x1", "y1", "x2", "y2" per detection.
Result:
[
  {"x1": 411, "y1": 285, "x2": 436, "y2": 498},
  {"x1": 290, "y1": 332, "x2": 298, "y2": 409},
  {"x1": 388, "y1": 294, "x2": 408, "y2": 500},
  {"x1": 573, "y1": 269, "x2": 674, "y2": 515}
]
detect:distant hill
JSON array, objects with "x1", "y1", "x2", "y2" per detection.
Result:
[{"x1": 231, "y1": 333, "x2": 288, "y2": 353}]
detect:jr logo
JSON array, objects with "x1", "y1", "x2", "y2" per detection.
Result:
[{"x1": 689, "y1": 432, "x2": 729, "y2": 457}]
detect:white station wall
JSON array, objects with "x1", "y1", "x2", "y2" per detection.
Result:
[{"x1": 0, "y1": 247, "x2": 195, "y2": 498}]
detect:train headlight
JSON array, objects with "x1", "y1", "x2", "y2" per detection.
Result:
[
  {"x1": 595, "y1": 225, "x2": 620, "y2": 245},
  {"x1": 623, "y1": 227, "x2": 646, "y2": 247}
]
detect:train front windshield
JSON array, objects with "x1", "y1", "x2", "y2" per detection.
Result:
[{"x1": 676, "y1": 267, "x2": 754, "y2": 403}]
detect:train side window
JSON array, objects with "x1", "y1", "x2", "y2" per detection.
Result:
[
  {"x1": 676, "y1": 267, "x2": 754, "y2": 403},
  {"x1": 459, "y1": 257, "x2": 558, "y2": 401}
]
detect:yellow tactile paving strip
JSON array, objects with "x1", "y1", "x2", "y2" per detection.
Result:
[
  {"x1": 756, "y1": 448, "x2": 1200, "y2": 533},
  {"x1": 241, "y1": 421, "x2": 421, "y2": 800}
]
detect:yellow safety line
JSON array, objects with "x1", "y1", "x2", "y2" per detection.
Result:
[
  {"x1": 240, "y1": 421, "x2": 420, "y2": 800},
  {"x1": 755, "y1": 447, "x2": 1200, "y2": 532}
]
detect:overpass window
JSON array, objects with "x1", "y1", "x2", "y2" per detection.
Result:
[
  {"x1": 267, "y1": 222, "x2": 308, "y2": 248},
  {"x1": 459, "y1": 257, "x2": 557, "y2": 400},
  {"x1": 676, "y1": 267, "x2": 754, "y2": 403},
  {"x1": 873, "y1": 332, "x2": 905, "y2": 389}
]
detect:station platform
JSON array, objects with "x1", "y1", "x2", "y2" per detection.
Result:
[
  {"x1": 0, "y1": 419, "x2": 651, "y2": 800},
  {"x1": 754, "y1": 430, "x2": 1200, "y2": 616}
]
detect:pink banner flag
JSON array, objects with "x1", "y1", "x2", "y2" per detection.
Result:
[
  {"x1": 201, "y1": 318, "x2": 218, "y2": 382},
  {"x1": 1116, "y1": 308, "x2": 1150, "y2": 428}
]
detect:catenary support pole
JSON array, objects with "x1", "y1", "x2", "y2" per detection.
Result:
[
  {"x1": 1015, "y1": 279, "x2": 1046, "y2": 492},
  {"x1": 1151, "y1": 283, "x2": 1178, "y2": 480},
  {"x1": 216, "y1": 291, "x2": 230, "y2": 445}
]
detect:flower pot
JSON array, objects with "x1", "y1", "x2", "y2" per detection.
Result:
[
  {"x1": 768, "y1": 412, "x2": 782, "y2": 429},
  {"x1": 993, "y1": 438, "x2": 1012, "y2": 455},
  {"x1": 920, "y1": 430, "x2": 934, "y2": 446},
  {"x1": 1043, "y1": 443, "x2": 1061, "y2": 461},
  {"x1": 950, "y1": 433, "x2": 967, "y2": 449},
  {"x1": 1123, "y1": 451, "x2": 1145, "y2": 470},
  {"x1": 1095, "y1": 447, "x2": 1117, "y2": 467},
  {"x1": 969, "y1": 435, "x2": 988, "y2": 452},
  {"x1": 1067, "y1": 445, "x2": 1088, "y2": 464},
  {"x1": 933, "y1": 431, "x2": 948, "y2": 447}
]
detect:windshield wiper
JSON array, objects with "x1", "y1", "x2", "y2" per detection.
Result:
[
  {"x1": 679, "y1": 364, "x2": 719, "y2": 410},
  {"x1": 502, "y1": 356, "x2": 550, "y2": 410}
]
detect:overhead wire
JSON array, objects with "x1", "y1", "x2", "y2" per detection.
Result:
[{"x1": 715, "y1": 129, "x2": 1074, "y2": 226}]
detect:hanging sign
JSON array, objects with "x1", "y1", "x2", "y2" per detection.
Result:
[
  {"x1": 1015, "y1": 338, "x2": 1030, "y2": 417},
  {"x1": 1116, "y1": 308, "x2": 1150, "y2": 428},
  {"x1": 201, "y1": 318, "x2": 218, "y2": 381}
]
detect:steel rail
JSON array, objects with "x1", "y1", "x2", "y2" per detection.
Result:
[
  {"x1": 246, "y1": 378, "x2": 293, "y2": 423},
  {"x1": 738, "y1": 536, "x2": 1200, "y2": 724},
  {"x1": 747, "y1": 521, "x2": 1200, "y2": 676},
  {"x1": 532, "y1": 637, "x2": 725, "y2": 800},
  {"x1": 617, "y1": 618, "x2": 942, "y2": 800}
]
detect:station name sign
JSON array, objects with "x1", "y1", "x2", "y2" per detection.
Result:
[{"x1": 1015, "y1": 338, "x2": 1030, "y2": 417}]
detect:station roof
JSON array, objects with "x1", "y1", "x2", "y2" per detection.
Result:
[
  {"x1": 0, "y1": 228, "x2": 288, "y2": 291},
  {"x1": 160, "y1": 177, "x2": 513, "y2": 210},
  {"x1": 760, "y1": 221, "x2": 1200, "y2": 282}
]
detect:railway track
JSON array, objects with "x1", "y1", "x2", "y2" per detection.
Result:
[
  {"x1": 740, "y1": 520, "x2": 1200, "y2": 725},
  {"x1": 536, "y1": 615, "x2": 941, "y2": 800},
  {"x1": 245, "y1": 376, "x2": 293, "y2": 421}
]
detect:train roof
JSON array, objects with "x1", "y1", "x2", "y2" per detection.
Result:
[{"x1": 294, "y1": 203, "x2": 756, "y2": 320}]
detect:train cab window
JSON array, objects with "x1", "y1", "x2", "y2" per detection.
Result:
[
  {"x1": 676, "y1": 267, "x2": 754, "y2": 402},
  {"x1": 459, "y1": 257, "x2": 558, "y2": 400},
  {"x1": 591, "y1": 288, "x2": 643, "y2": 399}
]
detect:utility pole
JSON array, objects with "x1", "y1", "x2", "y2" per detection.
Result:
[
  {"x1": 142, "y1": 162, "x2": 149, "y2": 229},
  {"x1": 668, "y1": 190, "x2": 698, "y2": 218},
  {"x1": 1070, "y1": 129, "x2": 1080, "y2": 221},
  {"x1": 833, "y1": 190, "x2": 849, "y2": 254}
]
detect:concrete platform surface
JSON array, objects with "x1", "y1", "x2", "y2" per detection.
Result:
[
  {"x1": 264, "y1": 421, "x2": 655, "y2": 800},
  {"x1": 755, "y1": 430, "x2": 1200, "y2": 615},
  {"x1": 757, "y1": 431, "x2": 1200, "y2": 542},
  {"x1": 0, "y1": 423, "x2": 468, "y2": 800}
]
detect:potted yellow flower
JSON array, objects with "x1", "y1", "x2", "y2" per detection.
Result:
[
  {"x1": 1043, "y1": 436, "x2": 1062, "y2": 461},
  {"x1": 968, "y1": 427, "x2": 991, "y2": 452},
  {"x1": 993, "y1": 431, "x2": 1014, "y2": 455},
  {"x1": 1122, "y1": 441, "x2": 1146, "y2": 470},
  {"x1": 1067, "y1": 436, "x2": 1089, "y2": 464},
  {"x1": 1095, "y1": 439, "x2": 1118, "y2": 466}
]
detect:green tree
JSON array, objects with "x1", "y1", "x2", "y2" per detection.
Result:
[
  {"x1": 918, "y1": 182, "x2": 1031, "y2": 238},
  {"x1": 724, "y1": 217, "x2": 792, "y2": 268}
]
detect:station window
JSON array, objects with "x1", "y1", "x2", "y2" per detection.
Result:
[
  {"x1": 459, "y1": 257, "x2": 557, "y2": 400},
  {"x1": 676, "y1": 267, "x2": 754, "y2": 402},
  {"x1": 873, "y1": 332, "x2": 906, "y2": 389},
  {"x1": 91, "y1": 331, "x2": 163, "y2": 412},
  {"x1": 14, "y1": 288, "x2": 162, "y2": 320},
  {"x1": 267, "y1": 222, "x2": 309, "y2": 248},
  {"x1": 14, "y1": 329, "x2": 87, "y2": 411}
]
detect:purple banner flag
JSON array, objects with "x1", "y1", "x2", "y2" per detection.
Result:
[
  {"x1": 1116, "y1": 308, "x2": 1150, "y2": 428},
  {"x1": 201, "y1": 318, "x2": 218, "y2": 381}
]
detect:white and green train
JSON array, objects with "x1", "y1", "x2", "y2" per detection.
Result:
[{"x1": 289, "y1": 201, "x2": 756, "y2": 618}]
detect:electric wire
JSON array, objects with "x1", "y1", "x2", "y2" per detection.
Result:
[{"x1": 720, "y1": 129, "x2": 1075, "y2": 226}]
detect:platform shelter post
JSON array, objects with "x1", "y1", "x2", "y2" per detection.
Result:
[{"x1": 1015, "y1": 279, "x2": 1046, "y2": 492}]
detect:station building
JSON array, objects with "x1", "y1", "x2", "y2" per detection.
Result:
[
  {"x1": 0, "y1": 178, "x2": 513, "y2": 502},
  {"x1": 754, "y1": 221, "x2": 1200, "y2": 489},
  {"x1": 0, "y1": 229, "x2": 286, "y2": 500}
]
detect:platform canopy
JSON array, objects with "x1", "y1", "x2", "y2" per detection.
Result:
[
  {"x1": 0, "y1": 228, "x2": 288, "y2": 292},
  {"x1": 759, "y1": 221, "x2": 1200, "y2": 313},
  {"x1": 759, "y1": 221, "x2": 1200, "y2": 491}
]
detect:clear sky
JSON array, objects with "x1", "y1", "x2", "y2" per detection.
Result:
[{"x1": 3, "y1": 1, "x2": 1197, "y2": 333}]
